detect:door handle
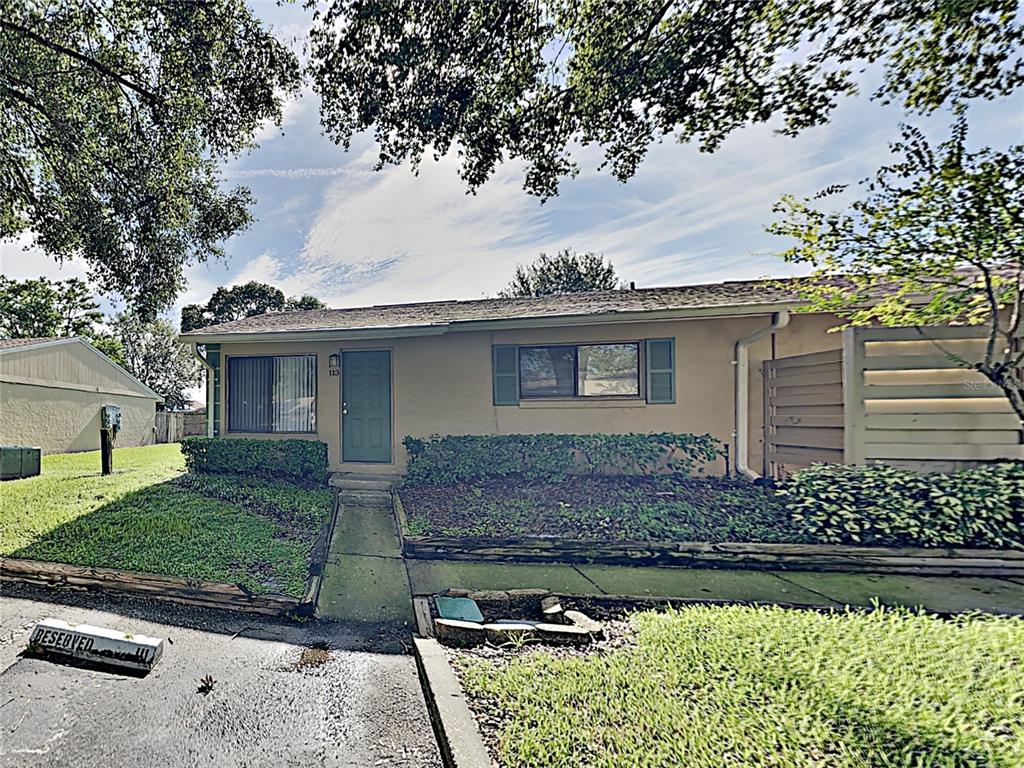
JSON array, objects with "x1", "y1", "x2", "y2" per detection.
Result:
[{"x1": 342, "y1": 401, "x2": 348, "y2": 415}]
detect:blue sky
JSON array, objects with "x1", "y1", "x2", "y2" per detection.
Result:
[{"x1": 2, "y1": 1, "x2": 1022, "y2": 319}]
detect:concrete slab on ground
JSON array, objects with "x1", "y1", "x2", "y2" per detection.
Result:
[
  {"x1": 406, "y1": 560, "x2": 603, "y2": 597},
  {"x1": 576, "y1": 565, "x2": 839, "y2": 607},
  {"x1": 778, "y1": 572, "x2": 1024, "y2": 615},
  {"x1": 318, "y1": 554, "x2": 414, "y2": 625},
  {"x1": 329, "y1": 506, "x2": 402, "y2": 559},
  {"x1": 0, "y1": 583, "x2": 439, "y2": 768}
]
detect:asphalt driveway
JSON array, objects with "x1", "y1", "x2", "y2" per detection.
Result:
[{"x1": 0, "y1": 583, "x2": 440, "y2": 768}]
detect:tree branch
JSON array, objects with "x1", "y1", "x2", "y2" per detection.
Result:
[{"x1": 1, "y1": 19, "x2": 159, "y2": 105}]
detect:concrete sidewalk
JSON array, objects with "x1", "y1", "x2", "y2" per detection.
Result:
[
  {"x1": 319, "y1": 496, "x2": 1024, "y2": 618},
  {"x1": 317, "y1": 500, "x2": 415, "y2": 626},
  {"x1": 406, "y1": 559, "x2": 1024, "y2": 615}
]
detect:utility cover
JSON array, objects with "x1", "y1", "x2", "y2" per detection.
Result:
[
  {"x1": 28, "y1": 618, "x2": 164, "y2": 673},
  {"x1": 435, "y1": 596, "x2": 484, "y2": 623}
]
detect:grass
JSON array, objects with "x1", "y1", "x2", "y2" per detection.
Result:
[
  {"x1": 0, "y1": 444, "x2": 332, "y2": 597},
  {"x1": 458, "y1": 605, "x2": 1024, "y2": 768},
  {"x1": 400, "y1": 476, "x2": 807, "y2": 543}
]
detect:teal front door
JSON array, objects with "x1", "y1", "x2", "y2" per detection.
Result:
[{"x1": 342, "y1": 350, "x2": 392, "y2": 463}]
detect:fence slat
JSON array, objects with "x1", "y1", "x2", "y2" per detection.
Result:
[
  {"x1": 864, "y1": 413, "x2": 1021, "y2": 430},
  {"x1": 864, "y1": 443, "x2": 1024, "y2": 461},
  {"x1": 863, "y1": 384, "x2": 1005, "y2": 399}
]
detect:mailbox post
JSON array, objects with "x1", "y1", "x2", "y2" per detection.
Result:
[{"x1": 100, "y1": 405, "x2": 121, "y2": 475}]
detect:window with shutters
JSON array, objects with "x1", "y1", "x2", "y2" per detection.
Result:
[
  {"x1": 493, "y1": 339, "x2": 674, "y2": 404},
  {"x1": 227, "y1": 355, "x2": 317, "y2": 433}
]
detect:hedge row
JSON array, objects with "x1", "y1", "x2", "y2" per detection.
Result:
[
  {"x1": 778, "y1": 462, "x2": 1024, "y2": 549},
  {"x1": 181, "y1": 437, "x2": 328, "y2": 484},
  {"x1": 402, "y1": 433, "x2": 724, "y2": 485}
]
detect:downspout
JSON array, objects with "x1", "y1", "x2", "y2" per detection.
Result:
[
  {"x1": 190, "y1": 343, "x2": 215, "y2": 437},
  {"x1": 733, "y1": 311, "x2": 790, "y2": 481}
]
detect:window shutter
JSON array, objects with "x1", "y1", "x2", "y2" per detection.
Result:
[
  {"x1": 645, "y1": 338, "x2": 675, "y2": 404},
  {"x1": 492, "y1": 345, "x2": 519, "y2": 405}
]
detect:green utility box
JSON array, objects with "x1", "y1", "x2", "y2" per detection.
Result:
[{"x1": 0, "y1": 446, "x2": 41, "y2": 480}]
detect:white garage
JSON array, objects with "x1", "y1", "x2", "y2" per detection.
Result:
[{"x1": 0, "y1": 337, "x2": 161, "y2": 454}]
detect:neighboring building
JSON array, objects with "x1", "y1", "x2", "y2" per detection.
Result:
[
  {"x1": 0, "y1": 337, "x2": 161, "y2": 454},
  {"x1": 180, "y1": 278, "x2": 1022, "y2": 478}
]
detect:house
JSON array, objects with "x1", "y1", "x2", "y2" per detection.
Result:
[
  {"x1": 181, "y1": 278, "x2": 1023, "y2": 479},
  {"x1": 0, "y1": 337, "x2": 162, "y2": 454},
  {"x1": 180, "y1": 279, "x2": 845, "y2": 476}
]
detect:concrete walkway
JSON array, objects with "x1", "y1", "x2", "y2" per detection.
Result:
[
  {"x1": 406, "y1": 559, "x2": 1024, "y2": 615},
  {"x1": 317, "y1": 500, "x2": 415, "y2": 626},
  {"x1": 319, "y1": 495, "x2": 1024, "y2": 618}
]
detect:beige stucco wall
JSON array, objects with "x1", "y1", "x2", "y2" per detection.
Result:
[
  {"x1": 212, "y1": 312, "x2": 843, "y2": 475},
  {"x1": 0, "y1": 341, "x2": 159, "y2": 454},
  {"x1": 0, "y1": 382, "x2": 156, "y2": 454}
]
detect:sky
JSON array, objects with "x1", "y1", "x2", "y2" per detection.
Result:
[{"x1": 2, "y1": 1, "x2": 1023, "y2": 324}]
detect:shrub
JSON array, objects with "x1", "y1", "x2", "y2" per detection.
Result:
[
  {"x1": 777, "y1": 462, "x2": 1024, "y2": 549},
  {"x1": 402, "y1": 433, "x2": 723, "y2": 485},
  {"x1": 181, "y1": 437, "x2": 328, "y2": 484}
]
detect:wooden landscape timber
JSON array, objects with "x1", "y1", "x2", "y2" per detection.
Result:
[
  {"x1": 401, "y1": 537, "x2": 1024, "y2": 576},
  {"x1": 298, "y1": 493, "x2": 342, "y2": 614},
  {"x1": 0, "y1": 557, "x2": 301, "y2": 615}
]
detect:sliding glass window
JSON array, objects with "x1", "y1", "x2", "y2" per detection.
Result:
[
  {"x1": 227, "y1": 355, "x2": 316, "y2": 433},
  {"x1": 518, "y1": 343, "x2": 640, "y2": 398}
]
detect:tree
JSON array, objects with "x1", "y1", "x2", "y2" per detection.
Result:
[
  {"x1": 180, "y1": 282, "x2": 328, "y2": 332},
  {"x1": 0, "y1": 276, "x2": 102, "y2": 338},
  {"x1": 90, "y1": 333, "x2": 127, "y2": 368},
  {"x1": 285, "y1": 294, "x2": 329, "y2": 312},
  {"x1": 1, "y1": 1, "x2": 300, "y2": 317},
  {"x1": 769, "y1": 120, "x2": 1023, "y2": 424},
  {"x1": 109, "y1": 313, "x2": 201, "y2": 410},
  {"x1": 499, "y1": 250, "x2": 622, "y2": 297},
  {"x1": 308, "y1": 0, "x2": 1023, "y2": 198}
]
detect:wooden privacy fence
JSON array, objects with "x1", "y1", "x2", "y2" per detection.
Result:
[
  {"x1": 154, "y1": 411, "x2": 206, "y2": 443},
  {"x1": 763, "y1": 348, "x2": 845, "y2": 474},
  {"x1": 844, "y1": 326, "x2": 1023, "y2": 473},
  {"x1": 764, "y1": 325, "x2": 1023, "y2": 477}
]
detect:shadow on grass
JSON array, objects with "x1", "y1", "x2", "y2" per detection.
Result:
[
  {"x1": 813, "y1": 696, "x2": 995, "y2": 766},
  {"x1": 8, "y1": 478, "x2": 321, "y2": 596}
]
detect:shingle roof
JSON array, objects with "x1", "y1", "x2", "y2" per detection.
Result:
[
  {"x1": 182, "y1": 277, "x2": 805, "y2": 338},
  {"x1": 0, "y1": 336, "x2": 63, "y2": 349}
]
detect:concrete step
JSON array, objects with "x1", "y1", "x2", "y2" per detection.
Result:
[
  {"x1": 328, "y1": 473, "x2": 398, "y2": 492},
  {"x1": 336, "y1": 489, "x2": 393, "y2": 508}
]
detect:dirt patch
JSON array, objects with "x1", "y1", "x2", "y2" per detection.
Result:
[
  {"x1": 400, "y1": 476, "x2": 807, "y2": 543},
  {"x1": 293, "y1": 642, "x2": 332, "y2": 670}
]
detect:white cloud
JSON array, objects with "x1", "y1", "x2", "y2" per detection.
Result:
[
  {"x1": 0, "y1": 234, "x2": 89, "y2": 283},
  {"x1": 251, "y1": 87, "x2": 314, "y2": 144},
  {"x1": 277, "y1": 107, "x2": 898, "y2": 307}
]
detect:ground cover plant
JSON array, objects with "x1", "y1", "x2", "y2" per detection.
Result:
[
  {"x1": 457, "y1": 605, "x2": 1024, "y2": 768},
  {"x1": 778, "y1": 462, "x2": 1024, "y2": 549},
  {"x1": 0, "y1": 444, "x2": 331, "y2": 597},
  {"x1": 401, "y1": 476, "x2": 806, "y2": 543}
]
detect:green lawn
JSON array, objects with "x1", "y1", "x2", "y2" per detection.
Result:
[
  {"x1": 0, "y1": 444, "x2": 332, "y2": 597},
  {"x1": 458, "y1": 605, "x2": 1024, "y2": 768}
]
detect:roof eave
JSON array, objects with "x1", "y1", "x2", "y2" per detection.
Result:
[{"x1": 180, "y1": 300, "x2": 805, "y2": 344}]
